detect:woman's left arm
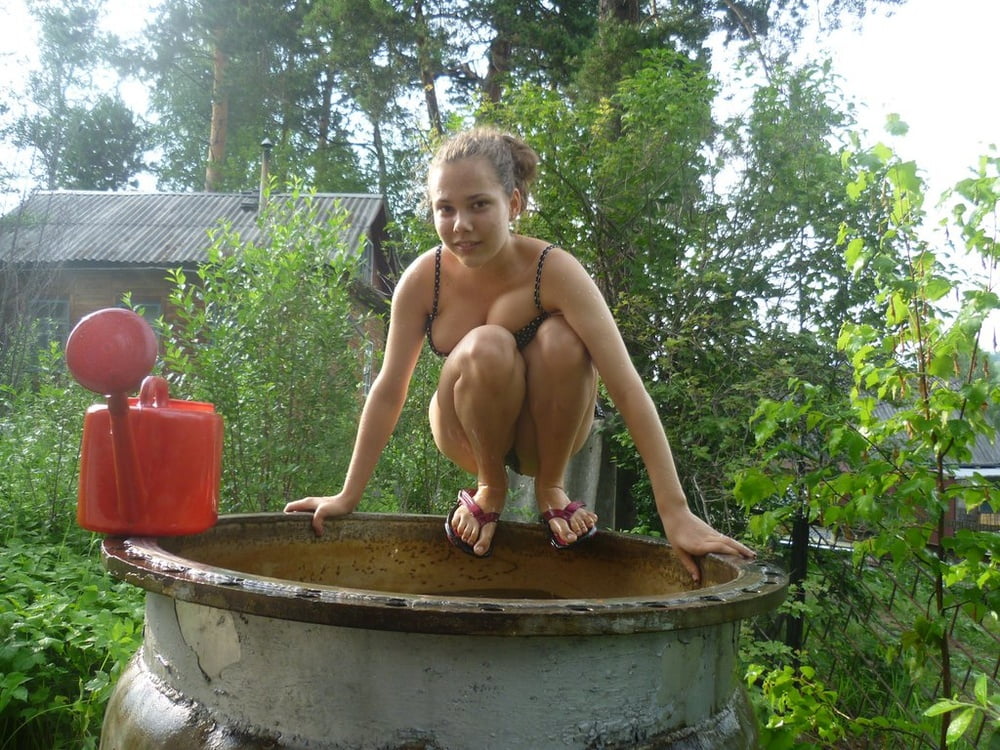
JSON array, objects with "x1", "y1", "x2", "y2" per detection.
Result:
[{"x1": 545, "y1": 249, "x2": 754, "y2": 580}]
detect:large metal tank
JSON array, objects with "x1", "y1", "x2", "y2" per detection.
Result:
[{"x1": 99, "y1": 513, "x2": 786, "y2": 749}]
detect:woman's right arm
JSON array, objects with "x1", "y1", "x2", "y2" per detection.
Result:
[{"x1": 284, "y1": 257, "x2": 431, "y2": 534}]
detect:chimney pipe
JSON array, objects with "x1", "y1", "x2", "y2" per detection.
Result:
[{"x1": 259, "y1": 138, "x2": 273, "y2": 210}]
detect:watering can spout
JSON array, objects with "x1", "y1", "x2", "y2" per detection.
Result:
[
  {"x1": 102, "y1": 376, "x2": 172, "y2": 519},
  {"x1": 106, "y1": 389, "x2": 145, "y2": 523}
]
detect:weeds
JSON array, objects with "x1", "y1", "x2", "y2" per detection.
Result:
[{"x1": 0, "y1": 529, "x2": 143, "y2": 749}]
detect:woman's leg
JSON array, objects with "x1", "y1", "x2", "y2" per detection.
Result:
[
  {"x1": 515, "y1": 316, "x2": 598, "y2": 544},
  {"x1": 431, "y1": 325, "x2": 525, "y2": 556}
]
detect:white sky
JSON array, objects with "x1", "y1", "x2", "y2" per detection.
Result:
[{"x1": 826, "y1": 0, "x2": 999, "y2": 201}]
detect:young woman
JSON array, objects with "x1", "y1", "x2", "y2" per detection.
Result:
[{"x1": 285, "y1": 127, "x2": 754, "y2": 580}]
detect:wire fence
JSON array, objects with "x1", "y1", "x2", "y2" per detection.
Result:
[{"x1": 749, "y1": 518, "x2": 999, "y2": 749}]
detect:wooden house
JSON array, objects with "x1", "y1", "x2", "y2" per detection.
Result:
[{"x1": 0, "y1": 189, "x2": 394, "y2": 346}]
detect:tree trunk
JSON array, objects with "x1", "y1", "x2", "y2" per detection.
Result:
[
  {"x1": 484, "y1": 36, "x2": 512, "y2": 104},
  {"x1": 598, "y1": 0, "x2": 639, "y2": 23},
  {"x1": 934, "y1": 509, "x2": 952, "y2": 750},
  {"x1": 318, "y1": 69, "x2": 333, "y2": 148},
  {"x1": 413, "y1": 0, "x2": 443, "y2": 135},
  {"x1": 205, "y1": 35, "x2": 228, "y2": 192},
  {"x1": 371, "y1": 119, "x2": 389, "y2": 197}
]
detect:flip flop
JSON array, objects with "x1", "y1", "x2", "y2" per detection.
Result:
[
  {"x1": 445, "y1": 488, "x2": 501, "y2": 558},
  {"x1": 541, "y1": 501, "x2": 598, "y2": 550}
]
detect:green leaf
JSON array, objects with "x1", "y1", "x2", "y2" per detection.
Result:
[
  {"x1": 885, "y1": 113, "x2": 910, "y2": 137},
  {"x1": 872, "y1": 142, "x2": 894, "y2": 163},
  {"x1": 889, "y1": 160, "x2": 921, "y2": 193},
  {"x1": 886, "y1": 292, "x2": 908, "y2": 325},
  {"x1": 925, "y1": 699, "x2": 965, "y2": 717},
  {"x1": 735, "y1": 469, "x2": 778, "y2": 503},
  {"x1": 974, "y1": 673, "x2": 988, "y2": 706},
  {"x1": 924, "y1": 276, "x2": 953, "y2": 301},
  {"x1": 946, "y1": 707, "x2": 975, "y2": 744},
  {"x1": 845, "y1": 237, "x2": 866, "y2": 270},
  {"x1": 84, "y1": 671, "x2": 110, "y2": 693}
]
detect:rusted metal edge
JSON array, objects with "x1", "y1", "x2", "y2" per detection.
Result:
[{"x1": 102, "y1": 513, "x2": 787, "y2": 637}]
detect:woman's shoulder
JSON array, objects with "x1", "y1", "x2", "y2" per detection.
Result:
[
  {"x1": 516, "y1": 237, "x2": 572, "y2": 263},
  {"x1": 527, "y1": 241, "x2": 586, "y2": 275},
  {"x1": 392, "y1": 246, "x2": 440, "y2": 309},
  {"x1": 529, "y1": 242, "x2": 603, "y2": 311},
  {"x1": 397, "y1": 246, "x2": 440, "y2": 284}
]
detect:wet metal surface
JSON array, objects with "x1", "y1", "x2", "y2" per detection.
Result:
[{"x1": 102, "y1": 512, "x2": 786, "y2": 636}]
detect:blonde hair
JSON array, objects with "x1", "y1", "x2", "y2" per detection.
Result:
[{"x1": 430, "y1": 127, "x2": 540, "y2": 205}]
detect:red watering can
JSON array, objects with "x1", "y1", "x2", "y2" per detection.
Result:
[{"x1": 66, "y1": 308, "x2": 223, "y2": 536}]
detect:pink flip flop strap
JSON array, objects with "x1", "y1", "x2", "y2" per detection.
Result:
[
  {"x1": 541, "y1": 501, "x2": 585, "y2": 522},
  {"x1": 458, "y1": 489, "x2": 500, "y2": 525}
]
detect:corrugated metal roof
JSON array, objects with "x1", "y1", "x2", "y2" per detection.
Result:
[
  {"x1": 872, "y1": 400, "x2": 1000, "y2": 468},
  {"x1": 0, "y1": 190, "x2": 386, "y2": 266}
]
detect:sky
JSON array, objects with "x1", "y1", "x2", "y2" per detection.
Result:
[{"x1": 825, "y1": 0, "x2": 998, "y2": 202}]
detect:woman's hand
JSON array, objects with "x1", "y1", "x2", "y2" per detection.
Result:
[
  {"x1": 662, "y1": 507, "x2": 756, "y2": 583},
  {"x1": 284, "y1": 494, "x2": 357, "y2": 536}
]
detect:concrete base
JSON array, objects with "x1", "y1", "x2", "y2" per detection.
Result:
[
  {"x1": 101, "y1": 593, "x2": 757, "y2": 750},
  {"x1": 507, "y1": 418, "x2": 619, "y2": 527}
]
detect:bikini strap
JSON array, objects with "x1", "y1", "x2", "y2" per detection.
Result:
[
  {"x1": 424, "y1": 246, "x2": 447, "y2": 357},
  {"x1": 431, "y1": 245, "x2": 442, "y2": 319},
  {"x1": 534, "y1": 244, "x2": 557, "y2": 312}
]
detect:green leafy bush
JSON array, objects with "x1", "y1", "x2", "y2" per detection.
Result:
[
  {"x1": 161, "y1": 183, "x2": 386, "y2": 511},
  {"x1": 0, "y1": 340, "x2": 144, "y2": 748},
  {"x1": 736, "y1": 143, "x2": 1000, "y2": 748},
  {"x1": 0, "y1": 535, "x2": 143, "y2": 750},
  {"x1": 0, "y1": 344, "x2": 91, "y2": 532}
]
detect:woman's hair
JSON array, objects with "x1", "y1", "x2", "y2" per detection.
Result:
[{"x1": 430, "y1": 127, "x2": 540, "y2": 205}]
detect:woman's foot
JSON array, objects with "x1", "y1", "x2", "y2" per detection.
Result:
[
  {"x1": 536, "y1": 486, "x2": 597, "y2": 548},
  {"x1": 447, "y1": 486, "x2": 506, "y2": 557}
]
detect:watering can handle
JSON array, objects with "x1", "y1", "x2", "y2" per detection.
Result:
[{"x1": 139, "y1": 376, "x2": 170, "y2": 408}]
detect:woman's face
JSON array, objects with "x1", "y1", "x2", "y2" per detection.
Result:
[{"x1": 429, "y1": 156, "x2": 521, "y2": 268}]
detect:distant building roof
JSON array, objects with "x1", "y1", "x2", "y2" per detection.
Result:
[
  {"x1": 873, "y1": 400, "x2": 1000, "y2": 473},
  {"x1": 0, "y1": 190, "x2": 387, "y2": 266}
]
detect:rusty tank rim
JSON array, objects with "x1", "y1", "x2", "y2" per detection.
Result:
[{"x1": 102, "y1": 512, "x2": 786, "y2": 637}]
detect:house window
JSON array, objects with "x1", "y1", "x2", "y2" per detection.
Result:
[
  {"x1": 357, "y1": 240, "x2": 374, "y2": 287},
  {"x1": 28, "y1": 298, "x2": 70, "y2": 347},
  {"x1": 361, "y1": 340, "x2": 375, "y2": 396}
]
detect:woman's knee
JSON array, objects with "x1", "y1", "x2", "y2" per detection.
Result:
[
  {"x1": 449, "y1": 325, "x2": 523, "y2": 381},
  {"x1": 531, "y1": 316, "x2": 590, "y2": 369}
]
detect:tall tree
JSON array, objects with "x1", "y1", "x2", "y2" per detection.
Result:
[
  {"x1": 56, "y1": 94, "x2": 147, "y2": 190},
  {"x1": 724, "y1": 62, "x2": 882, "y2": 343},
  {"x1": 301, "y1": 0, "x2": 430, "y2": 198},
  {"x1": 463, "y1": 0, "x2": 599, "y2": 104},
  {"x1": 143, "y1": 0, "x2": 365, "y2": 193},
  {"x1": 6, "y1": 0, "x2": 146, "y2": 191}
]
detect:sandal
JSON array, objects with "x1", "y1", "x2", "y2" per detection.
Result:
[
  {"x1": 541, "y1": 501, "x2": 597, "y2": 550},
  {"x1": 445, "y1": 489, "x2": 500, "y2": 558}
]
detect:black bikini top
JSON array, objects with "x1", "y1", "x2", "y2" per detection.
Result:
[{"x1": 425, "y1": 244, "x2": 556, "y2": 357}]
